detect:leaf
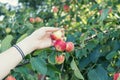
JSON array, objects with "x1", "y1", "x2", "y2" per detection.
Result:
[
  {"x1": 79, "y1": 57, "x2": 91, "y2": 69},
  {"x1": 48, "y1": 52, "x2": 56, "y2": 64},
  {"x1": 99, "y1": 8, "x2": 109, "y2": 21},
  {"x1": 90, "y1": 47, "x2": 101, "y2": 63},
  {"x1": 70, "y1": 59, "x2": 84, "y2": 80},
  {"x1": 90, "y1": 4, "x2": 99, "y2": 10},
  {"x1": 96, "y1": 65, "x2": 108, "y2": 80},
  {"x1": 88, "y1": 65, "x2": 108, "y2": 80},
  {"x1": 17, "y1": 33, "x2": 28, "y2": 43},
  {"x1": 1, "y1": 35, "x2": 13, "y2": 52},
  {"x1": 106, "y1": 51, "x2": 117, "y2": 60},
  {"x1": 88, "y1": 69, "x2": 99, "y2": 80},
  {"x1": 47, "y1": 64, "x2": 61, "y2": 77},
  {"x1": 14, "y1": 67, "x2": 29, "y2": 75},
  {"x1": 30, "y1": 57, "x2": 47, "y2": 75}
]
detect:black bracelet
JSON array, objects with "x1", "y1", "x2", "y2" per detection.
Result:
[{"x1": 13, "y1": 45, "x2": 25, "y2": 59}]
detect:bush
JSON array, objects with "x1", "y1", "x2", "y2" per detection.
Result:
[{"x1": 0, "y1": 0, "x2": 120, "y2": 80}]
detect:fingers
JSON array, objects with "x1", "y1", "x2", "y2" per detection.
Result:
[
  {"x1": 45, "y1": 27, "x2": 64, "y2": 32},
  {"x1": 44, "y1": 27, "x2": 59, "y2": 32}
]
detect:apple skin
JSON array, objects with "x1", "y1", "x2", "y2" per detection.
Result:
[
  {"x1": 35, "y1": 17, "x2": 43, "y2": 23},
  {"x1": 113, "y1": 73, "x2": 120, "y2": 80},
  {"x1": 54, "y1": 40, "x2": 66, "y2": 51},
  {"x1": 65, "y1": 42, "x2": 74, "y2": 52},
  {"x1": 63, "y1": 5, "x2": 70, "y2": 12},
  {"x1": 51, "y1": 30, "x2": 63, "y2": 40},
  {"x1": 29, "y1": 17, "x2": 35, "y2": 23},
  {"x1": 5, "y1": 75, "x2": 16, "y2": 80},
  {"x1": 55, "y1": 55, "x2": 65, "y2": 64},
  {"x1": 52, "y1": 6, "x2": 59, "y2": 13}
]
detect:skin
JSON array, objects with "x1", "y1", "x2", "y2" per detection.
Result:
[{"x1": 0, "y1": 27, "x2": 63, "y2": 79}]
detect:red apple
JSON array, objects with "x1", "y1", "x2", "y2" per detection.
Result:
[
  {"x1": 51, "y1": 30, "x2": 63, "y2": 40},
  {"x1": 65, "y1": 42, "x2": 74, "y2": 52},
  {"x1": 54, "y1": 40, "x2": 66, "y2": 51},
  {"x1": 5, "y1": 75, "x2": 16, "y2": 80},
  {"x1": 52, "y1": 6, "x2": 59, "y2": 13},
  {"x1": 113, "y1": 73, "x2": 120, "y2": 80},
  {"x1": 35, "y1": 17, "x2": 43, "y2": 23},
  {"x1": 29, "y1": 17, "x2": 35, "y2": 23},
  {"x1": 55, "y1": 55, "x2": 65, "y2": 64},
  {"x1": 63, "y1": 5, "x2": 70, "y2": 12}
]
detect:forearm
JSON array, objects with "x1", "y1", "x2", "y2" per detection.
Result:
[
  {"x1": 0, "y1": 36, "x2": 36, "y2": 79},
  {"x1": 0, "y1": 27, "x2": 59, "y2": 79}
]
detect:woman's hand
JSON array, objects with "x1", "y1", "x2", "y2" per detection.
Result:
[
  {"x1": 29, "y1": 27, "x2": 63, "y2": 49},
  {"x1": 0, "y1": 27, "x2": 64, "y2": 79},
  {"x1": 17, "y1": 27, "x2": 64, "y2": 55}
]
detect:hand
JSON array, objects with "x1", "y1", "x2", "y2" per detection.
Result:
[
  {"x1": 17, "y1": 27, "x2": 64, "y2": 55},
  {"x1": 29, "y1": 27, "x2": 63, "y2": 49}
]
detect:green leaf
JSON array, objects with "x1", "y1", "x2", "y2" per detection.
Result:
[
  {"x1": 1, "y1": 35, "x2": 13, "y2": 52},
  {"x1": 88, "y1": 69, "x2": 99, "y2": 80},
  {"x1": 96, "y1": 65, "x2": 108, "y2": 80},
  {"x1": 47, "y1": 64, "x2": 61, "y2": 77},
  {"x1": 90, "y1": 4, "x2": 99, "y2": 10},
  {"x1": 17, "y1": 33, "x2": 28, "y2": 43},
  {"x1": 79, "y1": 57, "x2": 91, "y2": 69},
  {"x1": 48, "y1": 52, "x2": 56, "y2": 64},
  {"x1": 30, "y1": 57, "x2": 47, "y2": 75},
  {"x1": 90, "y1": 47, "x2": 100, "y2": 63},
  {"x1": 106, "y1": 51, "x2": 117, "y2": 60},
  {"x1": 70, "y1": 59, "x2": 84, "y2": 80},
  {"x1": 88, "y1": 65, "x2": 108, "y2": 80},
  {"x1": 99, "y1": 8, "x2": 109, "y2": 21},
  {"x1": 14, "y1": 67, "x2": 29, "y2": 75}
]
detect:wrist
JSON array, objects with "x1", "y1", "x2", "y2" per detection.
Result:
[{"x1": 16, "y1": 36, "x2": 37, "y2": 55}]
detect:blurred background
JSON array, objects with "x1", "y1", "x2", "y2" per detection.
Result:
[{"x1": 0, "y1": 0, "x2": 120, "y2": 80}]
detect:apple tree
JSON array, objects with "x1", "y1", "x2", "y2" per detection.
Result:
[{"x1": 0, "y1": 0, "x2": 120, "y2": 80}]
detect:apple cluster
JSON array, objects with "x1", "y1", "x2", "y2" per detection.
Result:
[
  {"x1": 52, "y1": 4, "x2": 70, "y2": 13},
  {"x1": 29, "y1": 17, "x2": 43, "y2": 23},
  {"x1": 51, "y1": 30, "x2": 74, "y2": 64}
]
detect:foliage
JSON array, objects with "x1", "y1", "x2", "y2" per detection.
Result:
[{"x1": 0, "y1": 0, "x2": 120, "y2": 80}]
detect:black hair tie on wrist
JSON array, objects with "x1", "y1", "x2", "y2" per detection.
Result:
[{"x1": 13, "y1": 45, "x2": 25, "y2": 59}]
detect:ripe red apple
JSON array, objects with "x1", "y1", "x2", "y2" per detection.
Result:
[
  {"x1": 54, "y1": 40, "x2": 66, "y2": 51},
  {"x1": 52, "y1": 6, "x2": 59, "y2": 13},
  {"x1": 55, "y1": 55, "x2": 65, "y2": 64},
  {"x1": 29, "y1": 17, "x2": 35, "y2": 23},
  {"x1": 63, "y1": 5, "x2": 70, "y2": 12},
  {"x1": 51, "y1": 30, "x2": 63, "y2": 40},
  {"x1": 5, "y1": 75, "x2": 16, "y2": 80},
  {"x1": 113, "y1": 73, "x2": 120, "y2": 80},
  {"x1": 65, "y1": 42, "x2": 74, "y2": 52},
  {"x1": 35, "y1": 17, "x2": 43, "y2": 23}
]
